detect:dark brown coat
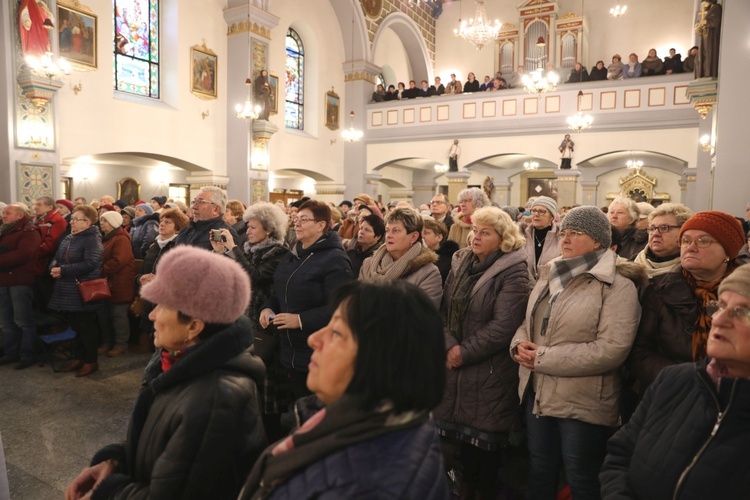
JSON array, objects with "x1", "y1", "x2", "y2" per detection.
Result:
[{"x1": 102, "y1": 226, "x2": 136, "y2": 304}]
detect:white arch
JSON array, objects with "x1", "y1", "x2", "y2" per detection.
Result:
[
  {"x1": 372, "y1": 12, "x2": 432, "y2": 82},
  {"x1": 328, "y1": 0, "x2": 371, "y2": 62}
]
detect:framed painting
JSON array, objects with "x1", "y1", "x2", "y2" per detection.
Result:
[
  {"x1": 17, "y1": 162, "x2": 56, "y2": 207},
  {"x1": 268, "y1": 73, "x2": 279, "y2": 115},
  {"x1": 57, "y1": 0, "x2": 97, "y2": 70},
  {"x1": 191, "y1": 43, "x2": 218, "y2": 100},
  {"x1": 325, "y1": 89, "x2": 340, "y2": 131},
  {"x1": 117, "y1": 177, "x2": 141, "y2": 206}
]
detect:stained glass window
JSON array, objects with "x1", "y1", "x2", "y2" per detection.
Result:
[
  {"x1": 114, "y1": 0, "x2": 159, "y2": 98},
  {"x1": 285, "y1": 29, "x2": 304, "y2": 130}
]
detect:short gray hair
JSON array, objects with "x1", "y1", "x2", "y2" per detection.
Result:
[
  {"x1": 199, "y1": 186, "x2": 228, "y2": 212},
  {"x1": 648, "y1": 202, "x2": 694, "y2": 226},
  {"x1": 37, "y1": 196, "x2": 55, "y2": 207},
  {"x1": 457, "y1": 188, "x2": 490, "y2": 209},
  {"x1": 609, "y1": 197, "x2": 639, "y2": 221},
  {"x1": 244, "y1": 202, "x2": 289, "y2": 241},
  {"x1": 385, "y1": 206, "x2": 423, "y2": 236}
]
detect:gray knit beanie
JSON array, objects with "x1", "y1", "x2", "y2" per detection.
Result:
[
  {"x1": 532, "y1": 196, "x2": 558, "y2": 216},
  {"x1": 561, "y1": 205, "x2": 612, "y2": 248},
  {"x1": 718, "y1": 265, "x2": 750, "y2": 301}
]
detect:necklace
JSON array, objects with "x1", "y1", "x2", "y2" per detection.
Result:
[{"x1": 534, "y1": 231, "x2": 544, "y2": 248}]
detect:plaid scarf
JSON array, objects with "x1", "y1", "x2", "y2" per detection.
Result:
[
  {"x1": 682, "y1": 260, "x2": 739, "y2": 360},
  {"x1": 547, "y1": 249, "x2": 606, "y2": 300}
]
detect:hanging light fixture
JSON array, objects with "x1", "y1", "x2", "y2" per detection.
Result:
[
  {"x1": 568, "y1": 91, "x2": 593, "y2": 132},
  {"x1": 610, "y1": 2, "x2": 627, "y2": 17},
  {"x1": 434, "y1": 163, "x2": 448, "y2": 174},
  {"x1": 699, "y1": 134, "x2": 714, "y2": 153},
  {"x1": 234, "y1": 0, "x2": 259, "y2": 122},
  {"x1": 524, "y1": 160, "x2": 540, "y2": 171},
  {"x1": 522, "y1": 36, "x2": 558, "y2": 96},
  {"x1": 25, "y1": 51, "x2": 71, "y2": 81},
  {"x1": 453, "y1": 0, "x2": 501, "y2": 50},
  {"x1": 342, "y1": 111, "x2": 363, "y2": 142}
]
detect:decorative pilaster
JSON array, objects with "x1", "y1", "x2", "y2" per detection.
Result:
[
  {"x1": 445, "y1": 171, "x2": 471, "y2": 205},
  {"x1": 685, "y1": 78, "x2": 718, "y2": 120},
  {"x1": 493, "y1": 181, "x2": 512, "y2": 205},
  {"x1": 411, "y1": 182, "x2": 435, "y2": 208},
  {"x1": 363, "y1": 173, "x2": 382, "y2": 202},
  {"x1": 185, "y1": 173, "x2": 231, "y2": 202},
  {"x1": 681, "y1": 167, "x2": 699, "y2": 210},
  {"x1": 389, "y1": 189, "x2": 415, "y2": 204},
  {"x1": 554, "y1": 169, "x2": 581, "y2": 207},
  {"x1": 314, "y1": 183, "x2": 347, "y2": 204},
  {"x1": 247, "y1": 120, "x2": 279, "y2": 203},
  {"x1": 580, "y1": 180, "x2": 599, "y2": 206}
]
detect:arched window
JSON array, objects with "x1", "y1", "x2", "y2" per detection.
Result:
[
  {"x1": 114, "y1": 0, "x2": 160, "y2": 98},
  {"x1": 285, "y1": 28, "x2": 304, "y2": 130}
]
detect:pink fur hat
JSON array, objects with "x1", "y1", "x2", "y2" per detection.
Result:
[{"x1": 140, "y1": 246, "x2": 250, "y2": 324}]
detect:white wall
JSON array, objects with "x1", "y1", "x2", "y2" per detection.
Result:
[
  {"x1": 64, "y1": 163, "x2": 188, "y2": 204},
  {"x1": 373, "y1": 27, "x2": 412, "y2": 87}
]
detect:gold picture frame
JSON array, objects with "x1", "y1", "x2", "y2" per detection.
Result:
[
  {"x1": 190, "y1": 42, "x2": 218, "y2": 100},
  {"x1": 325, "y1": 89, "x2": 340, "y2": 131},
  {"x1": 57, "y1": 0, "x2": 97, "y2": 70},
  {"x1": 117, "y1": 177, "x2": 141, "y2": 206},
  {"x1": 268, "y1": 72, "x2": 279, "y2": 115}
]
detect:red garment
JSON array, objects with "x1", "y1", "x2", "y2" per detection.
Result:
[
  {"x1": 33, "y1": 208, "x2": 68, "y2": 275},
  {"x1": 0, "y1": 216, "x2": 42, "y2": 287},
  {"x1": 102, "y1": 227, "x2": 136, "y2": 303},
  {"x1": 18, "y1": 0, "x2": 51, "y2": 58},
  {"x1": 159, "y1": 345, "x2": 197, "y2": 371}
]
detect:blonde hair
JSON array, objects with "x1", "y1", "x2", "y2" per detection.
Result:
[
  {"x1": 472, "y1": 206, "x2": 525, "y2": 253},
  {"x1": 648, "y1": 203, "x2": 694, "y2": 226}
]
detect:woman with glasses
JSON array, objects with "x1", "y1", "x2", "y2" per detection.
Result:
[
  {"x1": 522, "y1": 196, "x2": 561, "y2": 284},
  {"x1": 633, "y1": 203, "x2": 693, "y2": 280},
  {"x1": 260, "y1": 200, "x2": 353, "y2": 401},
  {"x1": 602, "y1": 264, "x2": 750, "y2": 499},
  {"x1": 448, "y1": 188, "x2": 490, "y2": 249},
  {"x1": 48, "y1": 205, "x2": 104, "y2": 377},
  {"x1": 629, "y1": 211, "x2": 747, "y2": 391},
  {"x1": 511, "y1": 206, "x2": 642, "y2": 499}
]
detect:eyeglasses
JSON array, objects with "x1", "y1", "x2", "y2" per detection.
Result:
[
  {"x1": 680, "y1": 237, "x2": 716, "y2": 249},
  {"x1": 430, "y1": 200, "x2": 446, "y2": 205},
  {"x1": 531, "y1": 209, "x2": 549, "y2": 216},
  {"x1": 292, "y1": 216, "x2": 315, "y2": 225},
  {"x1": 191, "y1": 198, "x2": 215, "y2": 206},
  {"x1": 647, "y1": 224, "x2": 681, "y2": 234},
  {"x1": 706, "y1": 301, "x2": 750, "y2": 325},
  {"x1": 559, "y1": 229, "x2": 588, "y2": 239},
  {"x1": 70, "y1": 218, "x2": 89, "y2": 223}
]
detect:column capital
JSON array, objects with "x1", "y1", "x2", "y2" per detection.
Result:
[
  {"x1": 445, "y1": 171, "x2": 472, "y2": 182},
  {"x1": 555, "y1": 169, "x2": 582, "y2": 181},
  {"x1": 224, "y1": 3, "x2": 279, "y2": 39},
  {"x1": 364, "y1": 172, "x2": 383, "y2": 184},
  {"x1": 343, "y1": 61, "x2": 382, "y2": 84},
  {"x1": 315, "y1": 183, "x2": 346, "y2": 196},
  {"x1": 686, "y1": 78, "x2": 718, "y2": 119},
  {"x1": 252, "y1": 120, "x2": 279, "y2": 140}
]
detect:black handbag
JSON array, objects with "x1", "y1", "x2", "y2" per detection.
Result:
[{"x1": 253, "y1": 324, "x2": 278, "y2": 363}]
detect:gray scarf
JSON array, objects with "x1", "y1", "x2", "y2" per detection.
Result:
[{"x1": 366, "y1": 241, "x2": 424, "y2": 280}]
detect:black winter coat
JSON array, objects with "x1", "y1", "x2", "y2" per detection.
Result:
[
  {"x1": 589, "y1": 65, "x2": 608, "y2": 81},
  {"x1": 266, "y1": 232, "x2": 352, "y2": 371},
  {"x1": 90, "y1": 316, "x2": 267, "y2": 500},
  {"x1": 48, "y1": 226, "x2": 103, "y2": 312},
  {"x1": 618, "y1": 224, "x2": 648, "y2": 261},
  {"x1": 435, "y1": 240, "x2": 459, "y2": 285},
  {"x1": 601, "y1": 360, "x2": 750, "y2": 499},
  {"x1": 628, "y1": 268, "x2": 696, "y2": 389},
  {"x1": 174, "y1": 216, "x2": 239, "y2": 251},
  {"x1": 345, "y1": 240, "x2": 382, "y2": 278}
]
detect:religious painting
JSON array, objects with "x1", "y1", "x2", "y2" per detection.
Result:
[
  {"x1": 361, "y1": 0, "x2": 383, "y2": 19},
  {"x1": 325, "y1": 89, "x2": 340, "y2": 131},
  {"x1": 190, "y1": 43, "x2": 218, "y2": 100},
  {"x1": 57, "y1": 1, "x2": 97, "y2": 70},
  {"x1": 268, "y1": 73, "x2": 279, "y2": 114},
  {"x1": 117, "y1": 177, "x2": 141, "y2": 206},
  {"x1": 17, "y1": 162, "x2": 55, "y2": 207}
]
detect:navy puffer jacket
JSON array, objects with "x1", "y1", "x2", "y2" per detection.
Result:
[
  {"x1": 48, "y1": 225, "x2": 103, "y2": 312},
  {"x1": 130, "y1": 212, "x2": 159, "y2": 259}
]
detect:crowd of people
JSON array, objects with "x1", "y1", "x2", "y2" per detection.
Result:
[
  {"x1": 371, "y1": 47, "x2": 698, "y2": 102},
  {"x1": 1, "y1": 187, "x2": 749, "y2": 499}
]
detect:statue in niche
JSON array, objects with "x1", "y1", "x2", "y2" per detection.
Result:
[
  {"x1": 18, "y1": 0, "x2": 55, "y2": 58},
  {"x1": 253, "y1": 69, "x2": 272, "y2": 121},
  {"x1": 558, "y1": 134, "x2": 574, "y2": 169},
  {"x1": 448, "y1": 139, "x2": 461, "y2": 172},
  {"x1": 695, "y1": 0, "x2": 722, "y2": 78}
]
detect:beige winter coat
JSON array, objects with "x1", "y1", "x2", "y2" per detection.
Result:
[
  {"x1": 447, "y1": 214, "x2": 472, "y2": 249},
  {"x1": 523, "y1": 221, "x2": 562, "y2": 284},
  {"x1": 510, "y1": 250, "x2": 643, "y2": 426}
]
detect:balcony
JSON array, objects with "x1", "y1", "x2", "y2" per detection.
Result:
[{"x1": 365, "y1": 74, "x2": 697, "y2": 142}]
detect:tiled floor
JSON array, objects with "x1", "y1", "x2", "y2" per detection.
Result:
[{"x1": 0, "y1": 350, "x2": 151, "y2": 499}]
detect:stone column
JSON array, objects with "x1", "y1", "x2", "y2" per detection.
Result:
[
  {"x1": 445, "y1": 172, "x2": 471, "y2": 205},
  {"x1": 580, "y1": 180, "x2": 599, "y2": 207},
  {"x1": 412, "y1": 182, "x2": 435, "y2": 208},
  {"x1": 315, "y1": 183, "x2": 347, "y2": 205},
  {"x1": 389, "y1": 189, "x2": 415, "y2": 205},
  {"x1": 248, "y1": 120, "x2": 278, "y2": 203},
  {"x1": 555, "y1": 169, "x2": 582, "y2": 206},
  {"x1": 185, "y1": 173, "x2": 231, "y2": 202},
  {"x1": 678, "y1": 176, "x2": 688, "y2": 205},
  {"x1": 363, "y1": 172, "x2": 382, "y2": 202},
  {"x1": 681, "y1": 167, "x2": 698, "y2": 209},
  {"x1": 344, "y1": 61, "x2": 381, "y2": 200},
  {"x1": 685, "y1": 79, "x2": 717, "y2": 212},
  {"x1": 494, "y1": 181, "x2": 512, "y2": 206}
]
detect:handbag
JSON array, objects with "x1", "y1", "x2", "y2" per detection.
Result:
[
  {"x1": 253, "y1": 325, "x2": 279, "y2": 363},
  {"x1": 76, "y1": 278, "x2": 112, "y2": 303}
]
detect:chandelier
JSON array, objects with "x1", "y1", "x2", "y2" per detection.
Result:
[
  {"x1": 453, "y1": 0, "x2": 501, "y2": 50},
  {"x1": 610, "y1": 2, "x2": 627, "y2": 17},
  {"x1": 567, "y1": 112, "x2": 593, "y2": 132},
  {"x1": 434, "y1": 163, "x2": 448, "y2": 174},
  {"x1": 25, "y1": 52, "x2": 71, "y2": 81},
  {"x1": 699, "y1": 134, "x2": 714, "y2": 153},
  {"x1": 524, "y1": 160, "x2": 539, "y2": 171},
  {"x1": 341, "y1": 111, "x2": 363, "y2": 142},
  {"x1": 235, "y1": 79, "x2": 260, "y2": 121},
  {"x1": 626, "y1": 159, "x2": 643, "y2": 171},
  {"x1": 522, "y1": 68, "x2": 559, "y2": 96}
]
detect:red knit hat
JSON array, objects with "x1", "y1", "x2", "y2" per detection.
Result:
[{"x1": 680, "y1": 210, "x2": 745, "y2": 258}]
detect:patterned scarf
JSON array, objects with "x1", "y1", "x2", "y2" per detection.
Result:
[
  {"x1": 547, "y1": 249, "x2": 606, "y2": 300},
  {"x1": 366, "y1": 241, "x2": 424, "y2": 280},
  {"x1": 447, "y1": 250, "x2": 502, "y2": 342},
  {"x1": 682, "y1": 261, "x2": 739, "y2": 360}
]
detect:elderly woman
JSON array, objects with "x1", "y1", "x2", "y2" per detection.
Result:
[
  {"x1": 633, "y1": 203, "x2": 694, "y2": 280},
  {"x1": 130, "y1": 203, "x2": 159, "y2": 259},
  {"x1": 346, "y1": 213, "x2": 384, "y2": 277},
  {"x1": 511, "y1": 206, "x2": 642, "y2": 499},
  {"x1": 448, "y1": 188, "x2": 491, "y2": 249},
  {"x1": 629, "y1": 211, "x2": 747, "y2": 389},
  {"x1": 260, "y1": 200, "x2": 353, "y2": 401},
  {"x1": 523, "y1": 196, "x2": 561, "y2": 284},
  {"x1": 224, "y1": 199, "x2": 248, "y2": 248},
  {"x1": 240, "y1": 280, "x2": 450, "y2": 499},
  {"x1": 65, "y1": 247, "x2": 266, "y2": 499},
  {"x1": 359, "y1": 207, "x2": 442, "y2": 306},
  {"x1": 609, "y1": 196, "x2": 647, "y2": 260},
  {"x1": 601, "y1": 264, "x2": 750, "y2": 498},
  {"x1": 49, "y1": 205, "x2": 103, "y2": 377},
  {"x1": 435, "y1": 207, "x2": 529, "y2": 499},
  {"x1": 99, "y1": 211, "x2": 135, "y2": 358},
  {"x1": 212, "y1": 202, "x2": 291, "y2": 442},
  {"x1": 422, "y1": 217, "x2": 458, "y2": 285}
]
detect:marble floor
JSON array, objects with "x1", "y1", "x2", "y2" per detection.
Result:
[{"x1": 0, "y1": 349, "x2": 151, "y2": 499}]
